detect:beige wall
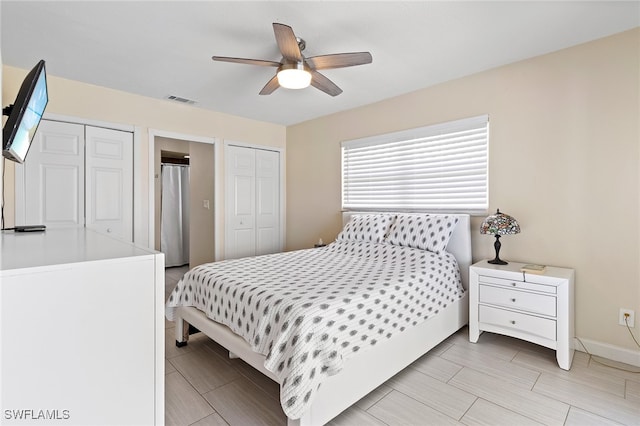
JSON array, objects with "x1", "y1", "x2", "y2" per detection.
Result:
[
  {"x1": 286, "y1": 29, "x2": 640, "y2": 351},
  {"x1": 2, "y1": 65, "x2": 286, "y2": 247},
  {"x1": 188, "y1": 142, "x2": 216, "y2": 266},
  {"x1": 154, "y1": 137, "x2": 215, "y2": 267}
]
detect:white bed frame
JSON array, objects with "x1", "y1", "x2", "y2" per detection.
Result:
[{"x1": 174, "y1": 213, "x2": 471, "y2": 426}]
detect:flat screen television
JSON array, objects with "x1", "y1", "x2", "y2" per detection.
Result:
[{"x1": 2, "y1": 60, "x2": 48, "y2": 163}]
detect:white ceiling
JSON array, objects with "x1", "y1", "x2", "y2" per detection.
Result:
[{"x1": 1, "y1": 1, "x2": 638, "y2": 126}]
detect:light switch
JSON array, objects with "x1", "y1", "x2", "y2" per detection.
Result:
[{"x1": 203, "y1": 200, "x2": 210, "y2": 209}]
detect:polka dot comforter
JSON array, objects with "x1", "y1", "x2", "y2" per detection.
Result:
[{"x1": 165, "y1": 240, "x2": 464, "y2": 419}]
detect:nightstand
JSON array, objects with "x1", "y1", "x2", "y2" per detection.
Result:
[{"x1": 469, "y1": 260, "x2": 575, "y2": 370}]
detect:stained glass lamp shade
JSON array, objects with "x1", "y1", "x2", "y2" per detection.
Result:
[{"x1": 480, "y1": 209, "x2": 520, "y2": 265}]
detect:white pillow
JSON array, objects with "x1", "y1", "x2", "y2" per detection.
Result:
[
  {"x1": 386, "y1": 214, "x2": 459, "y2": 254},
  {"x1": 337, "y1": 214, "x2": 396, "y2": 243}
]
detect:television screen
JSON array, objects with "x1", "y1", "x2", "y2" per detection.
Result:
[{"x1": 2, "y1": 60, "x2": 48, "y2": 163}]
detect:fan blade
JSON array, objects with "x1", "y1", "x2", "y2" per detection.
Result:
[
  {"x1": 273, "y1": 23, "x2": 302, "y2": 62},
  {"x1": 306, "y1": 52, "x2": 372, "y2": 70},
  {"x1": 310, "y1": 70, "x2": 342, "y2": 97},
  {"x1": 259, "y1": 75, "x2": 280, "y2": 95},
  {"x1": 212, "y1": 56, "x2": 280, "y2": 67}
]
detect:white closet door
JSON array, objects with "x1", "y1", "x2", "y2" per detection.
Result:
[
  {"x1": 225, "y1": 145, "x2": 281, "y2": 260},
  {"x1": 85, "y1": 126, "x2": 133, "y2": 242},
  {"x1": 18, "y1": 120, "x2": 85, "y2": 228},
  {"x1": 225, "y1": 145, "x2": 256, "y2": 259},
  {"x1": 255, "y1": 149, "x2": 280, "y2": 256}
]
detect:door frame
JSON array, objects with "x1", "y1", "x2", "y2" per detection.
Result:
[{"x1": 148, "y1": 129, "x2": 219, "y2": 257}]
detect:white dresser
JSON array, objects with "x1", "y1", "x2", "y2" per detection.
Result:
[
  {"x1": 469, "y1": 260, "x2": 575, "y2": 370},
  {"x1": 0, "y1": 228, "x2": 164, "y2": 425}
]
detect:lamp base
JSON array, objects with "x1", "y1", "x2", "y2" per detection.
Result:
[{"x1": 488, "y1": 234, "x2": 508, "y2": 265}]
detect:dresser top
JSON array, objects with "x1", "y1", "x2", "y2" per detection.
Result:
[
  {"x1": 1, "y1": 228, "x2": 159, "y2": 272},
  {"x1": 471, "y1": 259, "x2": 575, "y2": 283}
]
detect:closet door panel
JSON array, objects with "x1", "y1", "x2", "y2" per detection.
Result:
[
  {"x1": 234, "y1": 175, "x2": 254, "y2": 216},
  {"x1": 225, "y1": 145, "x2": 256, "y2": 259},
  {"x1": 42, "y1": 165, "x2": 83, "y2": 224},
  {"x1": 224, "y1": 145, "x2": 281, "y2": 260},
  {"x1": 255, "y1": 149, "x2": 280, "y2": 256},
  {"x1": 19, "y1": 120, "x2": 85, "y2": 228},
  {"x1": 85, "y1": 126, "x2": 133, "y2": 242}
]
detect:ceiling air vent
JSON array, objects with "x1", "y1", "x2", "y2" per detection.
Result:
[{"x1": 165, "y1": 95, "x2": 196, "y2": 105}]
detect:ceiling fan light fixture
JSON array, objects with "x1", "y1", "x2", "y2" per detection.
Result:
[{"x1": 277, "y1": 63, "x2": 311, "y2": 89}]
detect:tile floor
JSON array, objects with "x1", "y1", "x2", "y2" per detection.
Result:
[{"x1": 164, "y1": 266, "x2": 640, "y2": 426}]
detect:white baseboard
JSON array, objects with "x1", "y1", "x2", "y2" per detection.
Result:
[{"x1": 574, "y1": 337, "x2": 640, "y2": 367}]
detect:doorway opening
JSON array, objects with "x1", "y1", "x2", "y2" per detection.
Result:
[{"x1": 151, "y1": 132, "x2": 217, "y2": 269}]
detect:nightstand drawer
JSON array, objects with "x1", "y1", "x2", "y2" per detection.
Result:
[
  {"x1": 479, "y1": 305, "x2": 556, "y2": 341},
  {"x1": 479, "y1": 275, "x2": 556, "y2": 294},
  {"x1": 479, "y1": 285, "x2": 556, "y2": 317}
]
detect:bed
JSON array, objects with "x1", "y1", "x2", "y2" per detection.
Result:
[{"x1": 166, "y1": 212, "x2": 471, "y2": 425}]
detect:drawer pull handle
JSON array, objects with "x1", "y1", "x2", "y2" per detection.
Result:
[
  {"x1": 510, "y1": 320, "x2": 516, "y2": 325},
  {"x1": 511, "y1": 298, "x2": 516, "y2": 302},
  {"x1": 511, "y1": 282, "x2": 517, "y2": 287}
]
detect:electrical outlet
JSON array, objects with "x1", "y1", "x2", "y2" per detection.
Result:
[{"x1": 619, "y1": 308, "x2": 635, "y2": 328}]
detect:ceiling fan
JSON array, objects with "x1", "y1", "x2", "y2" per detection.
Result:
[{"x1": 212, "y1": 23, "x2": 372, "y2": 96}]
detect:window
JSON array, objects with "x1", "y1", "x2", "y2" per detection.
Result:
[{"x1": 341, "y1": 115, "x2": 488, "y2": 214}]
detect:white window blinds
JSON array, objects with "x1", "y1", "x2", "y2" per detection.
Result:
[{"x1": 341, "y1": 115, "x2": 488, "y2": 214}]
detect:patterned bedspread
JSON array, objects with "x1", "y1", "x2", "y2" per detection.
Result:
[{"x1": 165, "y1": 240, "x2": 464, "y2": 419}]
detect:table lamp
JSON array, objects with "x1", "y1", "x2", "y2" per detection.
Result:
[{"x1": 480, "y1": 209, "x2": 520, "y2": 265}]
